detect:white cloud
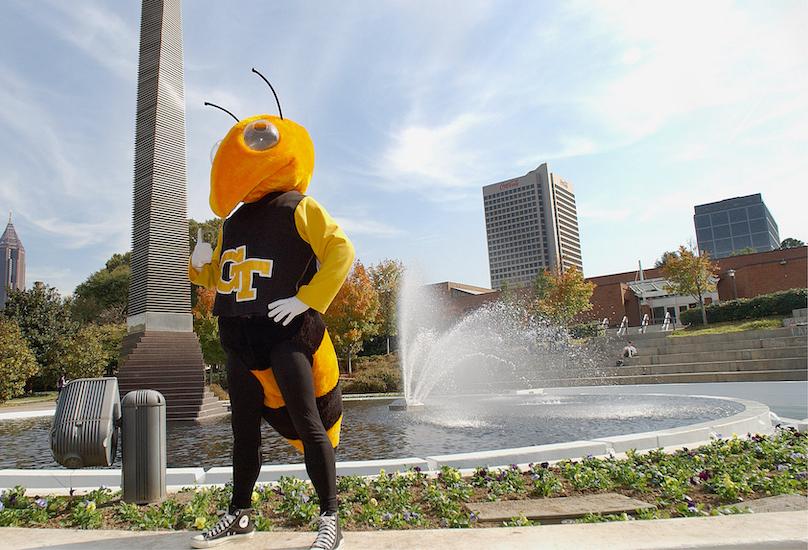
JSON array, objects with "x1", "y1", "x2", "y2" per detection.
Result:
[
  {"x1": 29, "y1": 0, "x2": 138, "y2": 80},
  {"x1": 335, "y1": 217, "x2": 402, "y2": 238},
  {"x1": 381, "y1": 113, "x2": 489, "y2": 189}
]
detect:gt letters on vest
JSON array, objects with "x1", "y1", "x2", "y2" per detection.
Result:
[{"x1": 213, "y1": 191, "x2": 317, "y2": 317}]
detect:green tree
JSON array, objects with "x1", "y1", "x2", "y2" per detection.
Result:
[
  {"x1": 323, "y1": 260, "x2": 380, "y2": 373},
  {"x1": 661, "y1": 244, "x2": 718, "y2": 326},
  {"x1": 367, "y1": 259, "x2": 404, "y2": 354},
  {"x1": 192, "y1": 287, "x2": 227, "y2": 368},
  {"x1": 91, "y1": 323, "x2": 127, "y2": 376},
  {"x1": 537, "y1": 268, "x2": 595, "y2": 326},
  {"x1": 45, "y1": 325, "x2": 109, "y2": 385},
  {"x1": 2, "y1": 283, "x2": 77, "y2": 389},
  {"x1": 655, "y1": 250, "x2": 680, "y2": 268},
  {"x1": 189, "y1": 218, "x2": 223, "y2": 254},
  {"x1": 730, "y1": 247, "x2": 757, "y2": 256},
  {"x1": 0, "y1": 319, "x2": 39, "y2": 403},
  {"x1": 780, "y1": 238, "x2": 805, "y2": 249},
  {"x1": 72, "y1": 252, "x2": 131, "y2": 324}
]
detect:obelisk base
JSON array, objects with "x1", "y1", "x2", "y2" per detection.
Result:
[
  {"x1": 118, "y1": 330, "x2": 228, "y2": 423},
  {"x1": 127, "y1": 312, "x2": 194, "y2": 333}
]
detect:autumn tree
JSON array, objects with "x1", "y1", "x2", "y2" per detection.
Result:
[
  {"x1": 662, "y1": 244, "x2": 718, "y2": 326},
  {"x1": 367, "y1": 259, "x2": 404, "y2": 354},
  {"x1": 0, "y1": 319, "x2": 39, "y2": 403},
  {"x1": 323, "y1": 260, "x2": 380, "y2": 373},
  {"x1": 537, "y1": 267, "x2": 595, "y2": 326}
]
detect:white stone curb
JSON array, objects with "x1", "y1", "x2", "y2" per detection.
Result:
[{"x1": 0, "y1": 394, "x2": 774, "y2": 493}]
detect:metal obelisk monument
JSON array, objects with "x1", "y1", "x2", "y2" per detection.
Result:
[{"x1": 118, "y1": 0, "x2": 226, "y2": 422}]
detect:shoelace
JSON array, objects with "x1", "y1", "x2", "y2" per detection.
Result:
[
  {"x1": 310, "y1": 514, "x2": 338, "y2": 549},
  {"x1": 205, "y1": 511, "x2": 236, "y2": 538}
]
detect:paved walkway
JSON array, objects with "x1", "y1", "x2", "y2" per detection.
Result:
[
  {"x1": 0, "y1": 400, "x2": 56, "y2": 421},
  {"x1": 1, "y1": 511, "x2": 806, "y2": 549}
]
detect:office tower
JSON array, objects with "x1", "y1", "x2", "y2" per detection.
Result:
[
  {"x1": 483, "y1": 163, "x2": 582, "y2": 289},
  {"x1": 0, "y1": 213, "x2": 25, "y2": 308},
  {"x1": 694, "y1": 194, "x2": 780, "y2": 259}
]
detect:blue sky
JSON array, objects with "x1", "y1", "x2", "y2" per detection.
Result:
[{"x1": 1, "y1": 0, "x2": 806, "y2": 295}]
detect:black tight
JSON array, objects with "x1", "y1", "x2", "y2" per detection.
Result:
[{"x1": 222, "y1": 317, "x2": 337, "y2": 514}]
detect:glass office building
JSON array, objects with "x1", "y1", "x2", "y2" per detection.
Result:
[{"x1": 694, "y1": 194, "x2": 780, "y2": 259}]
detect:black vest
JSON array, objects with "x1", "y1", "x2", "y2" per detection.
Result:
[{"x1": 213, "y1": 191, "x2": 317, "y2": 317}]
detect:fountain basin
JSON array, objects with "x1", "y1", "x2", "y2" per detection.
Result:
[{"x1": 0, "y1": 392, "x2": 773, "y2": 493}]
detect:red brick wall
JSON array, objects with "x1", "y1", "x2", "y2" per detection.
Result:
[
  {"x1": 714, "y1": 247, "x2": 807, "y2": 300},
  {"x1": 579, "y1": 247, "x2": 807, "y2": 326}
]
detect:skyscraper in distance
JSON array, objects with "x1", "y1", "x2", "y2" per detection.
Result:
[
  {"x1": 0, "y1": 213, "x2": 25, "y2": 309},
  {"x1": 483, "y1": 163, "x2": 582, "y2": 289}
]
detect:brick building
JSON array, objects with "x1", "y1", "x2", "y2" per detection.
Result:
[{"x1": 583, "y1": 246, "x2": 807, "y2": 327}]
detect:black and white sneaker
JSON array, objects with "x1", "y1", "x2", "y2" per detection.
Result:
[
  {"x1": 190, "y1": 508, "x2": 255, "y2": 548},
  {"x1": 310, "y1": 512, "x2": 344, "y2": 550}
]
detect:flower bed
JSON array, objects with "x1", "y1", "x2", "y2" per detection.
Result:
[{"x1": 1, "y1": 428, "x2": 805, "y2": 531}]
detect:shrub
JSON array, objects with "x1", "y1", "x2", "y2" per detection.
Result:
[
  {"x1": 0, "y1": 319, "x2": 39, "y2": 403},
  {"x1": 341, "y1": 354, "x2": 401, "y2": 394},
  {"x1": 569, "y1": 321, "x2": 602, "y2": 339},
  {"x1": 680, "y1": 288, "x2": 807, "y2": 325}
]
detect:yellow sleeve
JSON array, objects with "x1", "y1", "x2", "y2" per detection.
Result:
[
  {"x1": 188, "y1": 226, "x2": 223, "y2": 289},
  {"x1": 294, "y1": 196, "x2": 355, "y2": 313}
]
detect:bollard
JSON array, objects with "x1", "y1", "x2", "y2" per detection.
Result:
[
  {"x1": 121, "y1": 389, "x2": 166, "y2": 504},
  {"x1": 50, "y1": 378, "x2": 121, "y2": 469}
]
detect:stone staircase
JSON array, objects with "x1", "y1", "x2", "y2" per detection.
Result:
[
  {"x1": 117, "y1": 331, "x2": 229, "y2": 422},
  {"x1": 544, "y1": 326, "x2": 807, "y2": 387}
]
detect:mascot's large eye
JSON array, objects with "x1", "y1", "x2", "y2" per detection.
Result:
[{"x1": 243, "y1": 119, "x2": 280, "y2": 151}]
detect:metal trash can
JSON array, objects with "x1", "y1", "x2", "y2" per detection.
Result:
[
  {"x1": 50, "y1": 378, "x2": 120, "y2": 468},
  {"x1": 121, "y1": 389, "x2": 166, "y2": 504}
]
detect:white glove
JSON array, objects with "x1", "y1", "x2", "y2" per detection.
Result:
[
  {"x1": 191, "y1": 228, "x2": 213, "y2": 269},
  {"x1": 267, "y1": 296, "x2": 309, "y2": 326}
]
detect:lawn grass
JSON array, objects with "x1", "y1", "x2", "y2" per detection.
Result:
[
  {"x1": 671, "y1": 317, "x2": 783, "y2": 337},
  {"x1": 2, "y1": 428, "x2": 805, "y2": 531},
  {"x1": 0, "y1": 392, "x2": 58, "y2": 408}
]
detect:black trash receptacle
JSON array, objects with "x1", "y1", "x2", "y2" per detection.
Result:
[{"x1": 121, "y1": 389, "x2": 166, "y2": 504}]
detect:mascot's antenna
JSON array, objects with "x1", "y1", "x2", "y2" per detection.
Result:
[
  {"x1": 251, "y1": 68, "x2": 283, "y2": 120},
  {"x1": 203, "y1": 102, "x2": 239, "y2": 123}
]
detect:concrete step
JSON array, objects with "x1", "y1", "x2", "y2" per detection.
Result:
[
  {"x1": 627, "y1": 346, "x2": 807, "y2": 366},
  {"x1": 118, "y1": 382, "x2": 206, "y2": 393},
  {"x1": 636, "y1": 335, "x2": 806, "y2": 356},
  {"x1": 544, "y1": 368, "x2": 807, "y2": 386},
  {"x1": 118, "y1": 362, "x2": 208, "y2": 370},
  {"x1": 130, "y1": 352, "x2": 202, "y2": 358},
  {"x1": 118, "y1": 366, "x2": 205, "y2": 380},
  {"x1": 614, "y1": 357, "x2": 808, "y2": 376},
  {"x1": 647, "y1": 327, "x2": 796, "y2": 346}
]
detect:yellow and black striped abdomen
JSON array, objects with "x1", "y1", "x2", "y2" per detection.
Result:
[{"x1": 250, "y1": 329, "x2": 342, "y2": 453}]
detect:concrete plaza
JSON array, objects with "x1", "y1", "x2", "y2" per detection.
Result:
[{"x1": 1, "y1": 511, "x2": 807, "y2": 549}]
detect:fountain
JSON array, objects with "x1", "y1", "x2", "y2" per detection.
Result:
[{"x1": 392, "y1": 270, "x2": 605, "y2": 410}]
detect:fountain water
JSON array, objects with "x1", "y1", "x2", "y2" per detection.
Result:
[{"x1": 396, "y1": 271, "x2": 607, "y2": 409}]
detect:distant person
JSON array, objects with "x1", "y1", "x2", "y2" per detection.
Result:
[
  {"x1": 56, "y1": 374, "x2": 67, "y2": 401},
  {"x1": 622, "y1": 341, "x2": 637, "y2": 358}
]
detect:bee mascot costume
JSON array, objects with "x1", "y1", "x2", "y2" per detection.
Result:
[{"x1": 190, "y1": 69, "x2": 353, "y2": 550}]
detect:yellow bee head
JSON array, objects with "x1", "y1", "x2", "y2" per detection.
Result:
[{"x1": 206, "y1": 70, "x2": 315, "y2": 218}]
